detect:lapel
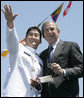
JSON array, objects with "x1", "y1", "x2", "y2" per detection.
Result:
[{"x1": 52, "y1": 39, "x2": 64, "y2": 62}]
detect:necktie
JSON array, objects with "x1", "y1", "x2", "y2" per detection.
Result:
[{"x1": 48, "y1": 46, "x2": 53, "y2": 63}]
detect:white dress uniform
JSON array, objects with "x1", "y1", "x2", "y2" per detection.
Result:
[{"x1": 2, "y1": 25, "x2": 43, "y2": 97}]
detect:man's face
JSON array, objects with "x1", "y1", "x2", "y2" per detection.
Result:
[
  {"x1": 26, "y1": 29, "x2": 41, "y2": 49},
  {"x1": 43, "y1": 22, "x2": 60, "y2": 46}
]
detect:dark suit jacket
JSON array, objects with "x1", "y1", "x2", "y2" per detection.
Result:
[{"x1": 40, "y1": 39, "x2": 83, "y2": 97}]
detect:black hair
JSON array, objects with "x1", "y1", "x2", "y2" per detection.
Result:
[{"x1": 26, "y1": 27, "x2": 42, "y2": 42}]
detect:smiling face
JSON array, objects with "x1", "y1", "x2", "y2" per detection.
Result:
[
  {"x1": 25, "y1": 29, "x2": 41, "y2": 49},
  {"x1": 42, "y1": 21, "x2": 60, "y2": 46}
]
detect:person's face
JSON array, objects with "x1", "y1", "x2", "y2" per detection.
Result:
[
  {"x1": 43, "y1": 22, "x2": 60, "y2": 46},
  {"x1": 26, "y1": 29, "x2": 41, "y2": 49}
]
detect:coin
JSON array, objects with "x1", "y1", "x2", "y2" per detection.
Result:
[{"x1": 47, "y1": 63, "x2": 51, "y2": 68}]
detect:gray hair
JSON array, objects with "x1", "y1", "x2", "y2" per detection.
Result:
[{"x1": 42, "y1": 21, "x2": 60, "y2": 34}]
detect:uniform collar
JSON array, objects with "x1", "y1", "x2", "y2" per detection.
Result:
[{"x1": 25, "y1": 45, "x2": 36, "y2": 53}]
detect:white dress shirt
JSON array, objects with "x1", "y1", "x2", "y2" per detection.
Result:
[{"x1": 2, "y1": 25, "x2": 43, "y2": 97}]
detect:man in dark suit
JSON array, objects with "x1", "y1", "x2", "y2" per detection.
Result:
[{"x1": 40, "y1": 21, "x2": 83, "y2": 97}]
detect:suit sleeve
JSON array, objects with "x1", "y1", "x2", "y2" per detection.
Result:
[
  {"x1": 6, "y1": 25, "x2": 19, "y2": 54},
  {"x1": 64, "y1": 42, "x2": 83, "y2": 80}
]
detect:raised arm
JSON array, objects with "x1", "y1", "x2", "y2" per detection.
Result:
[{"x1": 2, "y1": 5, "x2": 19, "y2": 53}]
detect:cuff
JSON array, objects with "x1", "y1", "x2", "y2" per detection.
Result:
[{"x1": 63, "y1": 69, "x2": 66, "y2": 76}]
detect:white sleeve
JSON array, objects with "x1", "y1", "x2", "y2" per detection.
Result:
[{"x1": 6, "y1": 25, "x2": 19, "y2": 54}]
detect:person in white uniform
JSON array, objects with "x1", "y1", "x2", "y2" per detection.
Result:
[{"x1": 2, "y1": 4, "x2": 43, "y2": 97}]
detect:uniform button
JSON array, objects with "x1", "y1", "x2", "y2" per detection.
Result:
[{"x1": 35, "y1": 60, "x2": 37, "y2": 62}]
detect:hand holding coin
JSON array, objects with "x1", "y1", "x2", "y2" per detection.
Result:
[{"x1": 50, "y1": 63, "x2": 64, "y2": 76}]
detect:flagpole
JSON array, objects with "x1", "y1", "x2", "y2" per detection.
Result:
[
  {"x1": 37, "y1": 15, "x2": 49, "y2": 27},
  {"x1": 37, "y1": 2, "x2": 64, "y2": 27}
]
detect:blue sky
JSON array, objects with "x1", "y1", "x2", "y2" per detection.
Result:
[{"x1": 1, "y1": 1, "x2": 83, "y2": 97}]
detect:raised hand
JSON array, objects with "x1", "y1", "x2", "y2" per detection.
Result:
[{"x1": 2, "y1": 4, "x2": 18, "y2": 28}]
